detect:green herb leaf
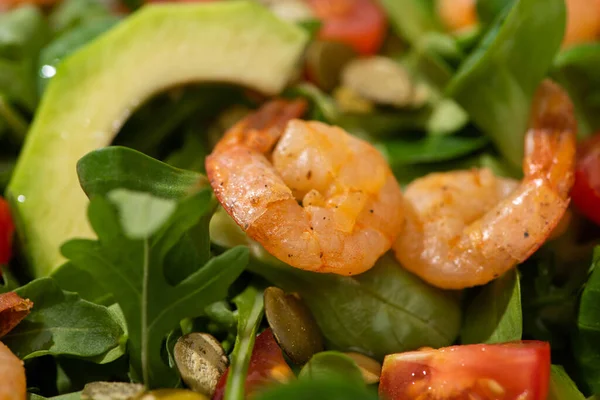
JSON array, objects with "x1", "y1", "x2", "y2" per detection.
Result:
[
  {"x1": 476, "y1": 0, "x2": 515, "y2": 26},
  {"x1": 3, "y1": 277, "x2": 124, "y2": 361},
  {"x1": 552, "y1": 43, "x2": 600, "y2": 138},
  {"x1": 77, "y1": 146, "x2": 203, "y2": 200},
  {"x1": 299, "y1": 351, "x2": 364, "y2": 385},
  {"x1": 548, "y1": 365, "x2": 586, "y2": 400},
  {"x1": 29, "y1": 392, "x2": 82, "y2": 400},
  {"x1": 50, "y1": 262, "x2": 114, "y2": 306},
  {"x1": 461, "y1": 269, "x2": 522, "y2": 344},
  {"x1": 378, "y1": 0, "x2": 439, "y2": 45},
  {"x1": 62, "y1": 189, "x2": 249, "y2": 388},
  {"x1": 382, "y1": 135, "x2": 488, "y2": 166},
  {"x1": 573, "y1": 247, "x2": 600, "y2": 394},
  {"x1": 447, "y1": 0, "x2": 566, "y2": 167},
  {"x1": 253, "y1": 378, "x2": 379, "y2": 400},
  {"x1": 48, "y1": 0, "x2": 112, "y2": 34},
  {"x1": 224, "y1": 283, "x2": 265, "y2": 400}
]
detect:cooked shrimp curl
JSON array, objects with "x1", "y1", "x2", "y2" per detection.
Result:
[
  {"x1": 206, "y1": 100, "x2": 405, "y2": 275},
  {"x1": 393, "y1": 80, "x2": 577, "y2": 289}
]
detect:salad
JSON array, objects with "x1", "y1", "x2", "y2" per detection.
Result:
[{"x1": 0, "y1": 0, "x2": 600, "y2": 399}]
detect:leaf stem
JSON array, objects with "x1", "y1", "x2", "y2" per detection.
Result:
[
  {"x1": 224, "y1": 285, "x2": 264, "y2": 400},
  {"x1": 141, "y1": 239, "x2": 150, "y2": 385}
]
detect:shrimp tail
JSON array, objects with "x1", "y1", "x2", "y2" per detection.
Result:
[
  {"x1": 213, "y1": 99, "x2": 308, "y2": 154},
  {"x1": 524, "y1": 79, "x2": 577, "y2": 199}
]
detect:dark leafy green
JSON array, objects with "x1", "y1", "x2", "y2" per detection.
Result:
[
  {"x1": 382, "y1": 135, "x2": 488, "y2": 166},
  {"x1": 447, "y1": 0, "x2": 566, "y2": 167},
  {"x1": 48, "y1": 0, "x2": 112, "y2": 34},
  {"x1": 50, "y1": 262, "x2": 114, "y2": 306},
  {"x1": 476, "y1": 0, "x2": 515, "y2": 26},
  {"x1": 548, "y1": 365, "x2": 586, "y2": 400},
  {"x1": 30, "y1": 392, "x2": 82, "y2": 400},
  {"x1": 211, "y1": 208, "x2": 461, "y2": 360},
  {"x1": 77, "y1": 146, "x2": 202, "y2": 200},
  {"x1": 299, "y1": 351, "x2": 364, "y2": 385},
  {"x1": 0, "y1": 5, "x2": 49, "y2": 112},
  {"x1": 553, "y1": 44, "x2": 600, "y2": 138},
  {"x1": 461, "y1": 269, "x2": 522, "y2": 344},
  {"x1": 61, "y1": 189, "x2": 249, "y2": 388},
  {"x1": 3, "y1": 277, "x2": 124, "y2": 361},
  {"x1": 378, "y1": 0, "x2": 439, "y2": 45},
  {"x1": 224, "y1": 284, "x2": 265, "y2": 400},
  {"x1": 254, "y1": 378, "x2": 379, "y2": 400},
  {"x1": 573, "y1": 247, "x2": 600, "y2": 394}
]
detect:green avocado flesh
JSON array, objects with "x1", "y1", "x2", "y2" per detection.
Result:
[{"x1": 7, "y1": 1, "x2": 308, "y2": 277}]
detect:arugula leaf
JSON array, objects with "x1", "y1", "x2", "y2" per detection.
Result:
[
  {"x1": 224, "y1": 284, "x2": 265, "y2": 400},
  {"x1": 382, "y1": 135, "x2": 488, "y2": 166},
  {"x1": 77, "y1": 146, "x2": 202, "y2": 200},
  {"x1": 62, "y1": 189, "x2": 248, "y2": 388},
  {"x1": 3, "y1": 277, "x2": 124, "y2": 361},
  {"x1": 211, "y1": 209, "x2": 461, "y2": 360},
  {"x1": 548, "y1": 365, "x2": 586, "y2": 400},
  {"x1": 299, "y1": 351, "x2": 364, "y2": 385},
  {"x1": 461, "y1": 269, "x2": 522, "y2": 344},
  {"x1": 552, "y1": 44, "x2": 600, "y2": 138},
  {"x1": 447, "y1": 0, "x2": 565, "y2": 167},
  {"x1": 254, "y1": 378, "x2": 379, "y2": 400},
  {"x1": 573, "y1": 247, "x2": 600, "y2": 394},
  {"x1": 50, "y1": 262, "x2": 114, "y2": 306}
]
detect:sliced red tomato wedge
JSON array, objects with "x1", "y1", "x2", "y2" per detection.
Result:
[
  {"x1": 212, "y1": 329, "x2": 294, "y2": 400},
  {"x1": 571, "y1": 133, "x2": 600, "y2": 226},
  {"x1": 305, "y1": 0, "x2": 387, "y2": 55},
  {"x1": 0, "y1": 197, "x2": 15, "y2": 268},
  {"x1": 379, "y1": 341, "x2": 551, "y2": 400}
]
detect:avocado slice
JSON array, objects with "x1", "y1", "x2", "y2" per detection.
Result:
[{"x1": 7, "y1": 1, "x2": 308, "y2": 277}]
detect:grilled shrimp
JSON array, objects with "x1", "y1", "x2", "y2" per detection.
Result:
[
  {"x1": 206, "y1": 100, "x2": 405, "y2": 275},
  {"x1": 0, "y1": 342, "x2": 26, "y2": 400},
  {"x1": 393, "y1": 80, "x2": 577, "y2": 289}
]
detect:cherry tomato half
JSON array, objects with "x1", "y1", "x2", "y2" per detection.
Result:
[
  {"x1": 571, "y1": 133, "x2": 600, "y2": 226},
  {"x1": 305, "y1": 0, "x2": 387, "y2": 55},
  {"x1": 0, "y1": 198, "x2": 15, "y2": 267},
  {"x1": 212, "y1": 329, "x2": 294, "y2": 400},
  {"x1": 436, "y1": 0, "x2": 477, "y2": 33},
  {"x1": 379, "y1": 341, "x2": 551, "y2": 400},
  {"x1": 563, "y1": 0, "x2": 600, "y2": 47}
]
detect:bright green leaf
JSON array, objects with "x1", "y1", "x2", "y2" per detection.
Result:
[
  {"x1": 62, "y1": 190, "x2": 249, "y2": 388},
  {"x1": 224, "y1": 284, "x2": 265, "y2": 400},
  {"x1": 107, "y1": 189, "x2": 177, "y2": 240},
  {"x1": 548, "y1": 365, "x2": 586, "y2": 400},
  {"x1": 299, "y1": 351, "x2": 364, "y2": 385},
  {"x1": 254, "y1": 378, "x2": 378, "y2": 400},
  {"x1": 461, "y1": 269, "x2": 522, "y2": 344},
  {"x1": 3, "y1": 278, "x2": 124, "y2": 361}
]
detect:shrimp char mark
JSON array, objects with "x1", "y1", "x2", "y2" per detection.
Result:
[
  {"x1": 206, "y1": 99, "x2": 405, "y2": 275},
  {"x1": 393, "y1": 80, "x2": 577, "y2": 290}
]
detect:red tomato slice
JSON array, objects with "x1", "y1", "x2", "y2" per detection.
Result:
[
  {"x1": 0, "y1": 198, "x2": 15, "y2": 268},
  {"x1": 305, "y1": 0, "x2": 387, "y2": 55},
  {"x1": 571, "y1": 133, "x2": 600, "y2": 226},
  {"x1": 212, "y1": 329, "x2": 294, "y2": 400},
  {"x1": 379, "y1": 341, "x2": 551, "y2": 400}
]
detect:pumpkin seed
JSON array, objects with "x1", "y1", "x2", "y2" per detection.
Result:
[
  {"x1": 81, "y1": 382, "x2": 145, "y2": 400},
  {"x1": 341, "y1": 56, "x2": 414, "y2": 107},
  {"x1": 344, "y1": 352, "x2": 382, "y2": 384},
  {"x1": 306, "y1": 40, "x2": 358, "y2": 92},
  {"x1": 140, "y1": 389, "x2": 209, "y2": 400},
  {"x1": 264, "y1": 286, "x2": 324, "y2": 365},
  {"x1": 333, "y1": 86, "x2": 374, "y2": 114},
  {"x1": 174, "y1": 333, "x2": 228, "y2": 397}
]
